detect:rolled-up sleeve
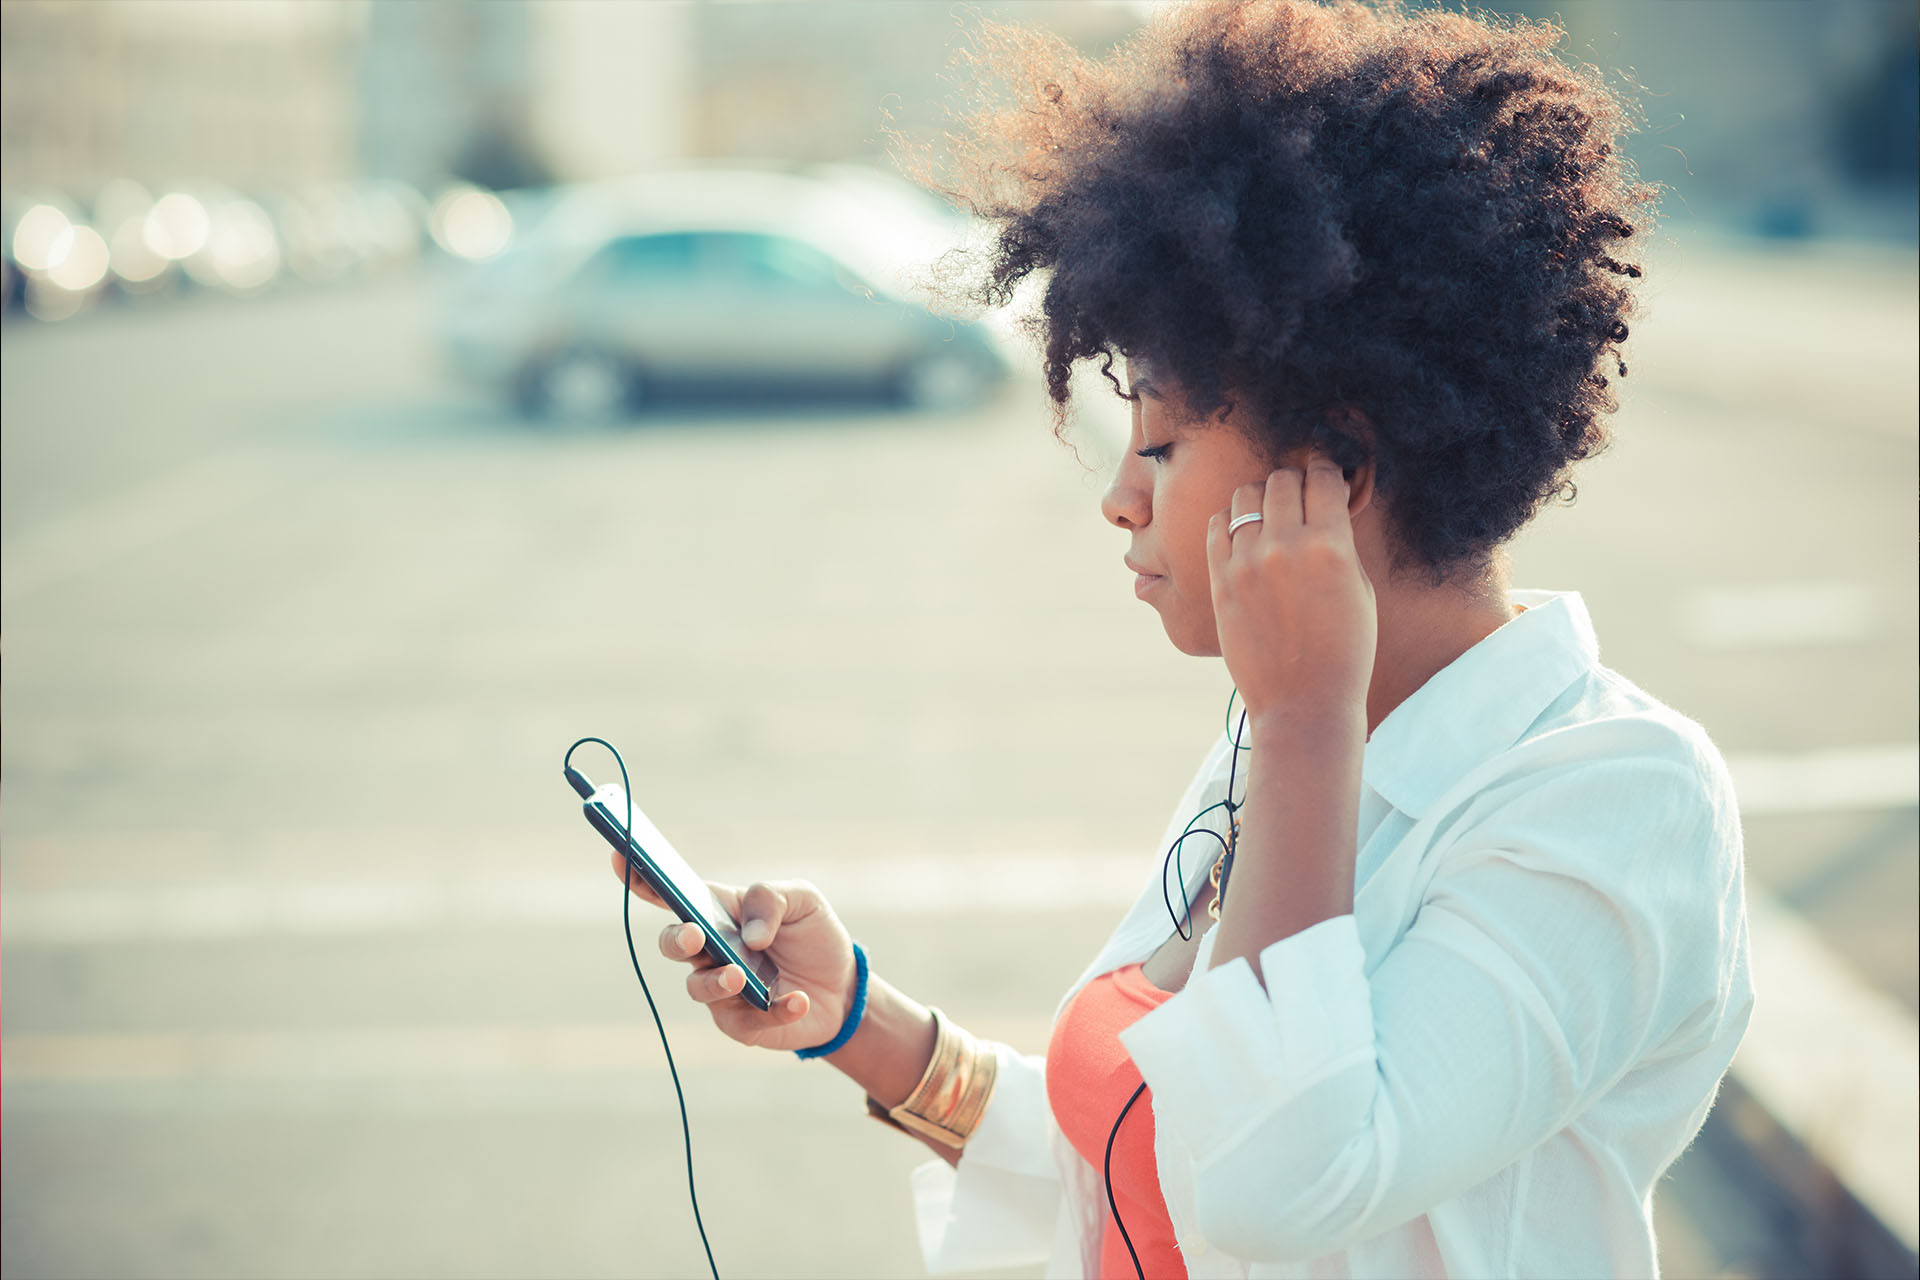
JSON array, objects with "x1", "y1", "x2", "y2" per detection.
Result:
[
  {"x1": 1119, "y1": 754, "x2": 1738, "y2": 1263},
  {"x1": 913, "y1": 1041, "x2": 1063, "y2": 1274}
]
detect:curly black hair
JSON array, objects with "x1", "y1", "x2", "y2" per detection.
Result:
[{"x1": 908, "y1": 0, "x2": 1657, "y2": 584}]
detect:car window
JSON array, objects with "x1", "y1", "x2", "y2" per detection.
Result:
[
  {"x1": 575, "y1": 230, "x2": 871, "y2": 300},
  {"x1": 734, "y1": 234, "x2": 840, "y2": 290},
  {"x1": 581, "y1": 232, "x2": 700, "y2": 282}
]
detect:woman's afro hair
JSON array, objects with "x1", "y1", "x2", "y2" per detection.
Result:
[{"x1": 908, "y1": 0, "x2": 1658, "y2": 583}]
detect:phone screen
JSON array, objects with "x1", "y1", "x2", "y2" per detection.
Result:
[{"x1": 588, "y1": 784, "x2": 779, "y2": 997}]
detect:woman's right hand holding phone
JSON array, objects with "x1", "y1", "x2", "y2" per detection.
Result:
[{"x1": 612, "y1": 854, "x2": 856, "y2": 1053}]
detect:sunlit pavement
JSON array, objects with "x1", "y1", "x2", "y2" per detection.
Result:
[{"x1": 2, "y1": 244, "x2": 1914, "y2": 1278}]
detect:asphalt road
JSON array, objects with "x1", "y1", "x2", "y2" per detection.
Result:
[{"x1": 3, "y1": 236, "x2": 1914, "y2": 1280}]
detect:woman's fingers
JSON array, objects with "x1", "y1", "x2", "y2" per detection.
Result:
[
  {"x1": 686, "y1": 963, "x2": 748, "y2": 1004},
  {"x1": 736, "y1": 879, "x2": 826, "y2": 950},
  {"x1": 685, "y1": 967, "x2": 816, "y2": 1025},
  {"x1": 738, "y1": 881, "x2": 788, "y2": 949},
  {"x1": 658, "y1": 920, "x2": 718, "y2": 966},
  {"x1": 1229, "y1": 480, "x2": 1266, "y2": 525},
  {"x1": 1206, "y1": 508, "x2": 1232, "y2": 594},
  {"x1": 1302, "y1": 458, "x2": 1352, "y2": 529},
  {"x1": 1262, "y1": 465, "x2": 1306, "y2": 527},
  {"x1": 709, "y1": 989, "x2": 813, "y2": 1042},
  {"x1": 1216, "y1": 480, "x2": 1269, "y2": 583},
  {"x1": 612, "y1": 855, "x2": 748, "y2": 949}
]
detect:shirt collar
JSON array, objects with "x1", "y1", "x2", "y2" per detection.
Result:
[{"x1": 1360, "y1": 588, "x2": 1598, "y2": 819}]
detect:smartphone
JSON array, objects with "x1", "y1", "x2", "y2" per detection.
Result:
[{"x1": 574, "y1": 773, "x2": 777, "y2": 1011}]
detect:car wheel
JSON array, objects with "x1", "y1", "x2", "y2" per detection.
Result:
[
  {"x1": 894, "y1": 346, "x2": 994, "y2": 412},
  {"x1": 517, "y1": 348, "x2": 640, "y2": 422}
]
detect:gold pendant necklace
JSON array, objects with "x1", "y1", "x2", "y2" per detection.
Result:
[{"x1": 1206, "y1": 811, "x2": 1240, "y2": 921}]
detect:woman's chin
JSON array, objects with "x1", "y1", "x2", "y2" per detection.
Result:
[{"x1": 1156, "y1": 611, "x2": 1223, "y2": 659}]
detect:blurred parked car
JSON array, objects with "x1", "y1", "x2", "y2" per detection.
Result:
[{"x1": 432, "y1": 167, "x2": 1011, "y2": 418}]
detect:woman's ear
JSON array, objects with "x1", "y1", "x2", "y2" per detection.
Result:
[
  {"x1": 1317, "y1": 406, "x2": 1376, "y2": 518},
  {"x1": 1344, "y1": 454, "x2": 1376, "y2": 519}
]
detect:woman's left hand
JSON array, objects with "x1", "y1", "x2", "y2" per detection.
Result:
[{"x1": 1207, "y1": 457, "x2": 1378, "y2": 721}]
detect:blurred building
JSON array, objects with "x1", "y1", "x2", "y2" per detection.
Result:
[
  {"x1": 688, "y1": 0, "x2": 1141, "y2": 163},
  {"x1": 356, "y1": 1, "x2": 540, "y2": 192},
  {"x1": 0, "y1": 0, "x2": 359, "y2": 196},
  {"x1": 529, "y1": 2, "x2": 692, "y2": 182},
  {"x1": 685, "y1": 0, "x2": 1915, "y2": 240},
  {"x1": 359, "y1": 0, "x2": 690, "y2": 191},
  {"x1": 2, "y1": 0, "x2": 1912, "y2": 239}
]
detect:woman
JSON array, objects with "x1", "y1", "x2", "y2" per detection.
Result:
[{"x1": 615, "y1": 3, "x2": 1754, "y2": 1276}]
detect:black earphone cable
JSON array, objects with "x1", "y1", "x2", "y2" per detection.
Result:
[
  {"x1": 1107, "y1": 690, "x2": 1250, "y2": 1280},
  {"x1": 1105, "y1": 1082, "x2": 1151, "y2": 1279},
  {"x1": 566, "y1": 737, "x2": 721, "y2": 1280},
  {"x1": 570, "y1": 690, "x2": 1246, "y2": 1280}
]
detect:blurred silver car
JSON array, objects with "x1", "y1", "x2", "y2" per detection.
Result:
[{"x1": 434, "y1": 167, "x2": 1010, "y2": 418}]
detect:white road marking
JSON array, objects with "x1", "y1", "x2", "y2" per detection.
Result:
[
  {"x1": 1679, "y1": 581, "x2": 1880, "y2": 649},
  {"x1": 0, "y1": 852, "x2": 1150, "y2": 947},
  {"x1": 1726, "y1": 743, "x2": 1920, "y2": 815},
  {"x1": 0, "y1": 1016, "x2": 1060, "y2": 1083},
  {"x1": 6, "y1": 737, "x2": 1915, "y2": 949},
  {"x1": 0, "y1": 1016, "x2": 1060, "y2": 1107}
]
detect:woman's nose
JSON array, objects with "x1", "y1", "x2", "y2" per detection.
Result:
[{"x1": 1101, "y1": 457, "x2": 1150, "y2": 530}]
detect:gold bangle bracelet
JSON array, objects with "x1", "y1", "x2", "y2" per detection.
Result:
[
  {"x1": 942, "y1": 1039, "x2": 998, "y2": 1140},
  {"x1": 869, "y1": 1008, "x2": 1000, "y2": 1148},
  {"x1": 893, "y1": 1008, "x2": 969, "y2": 1145}
]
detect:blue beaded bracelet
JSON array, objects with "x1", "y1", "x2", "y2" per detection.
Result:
[{"x1": 794, "y1": 942, "x2": 869, "y2": 1060}]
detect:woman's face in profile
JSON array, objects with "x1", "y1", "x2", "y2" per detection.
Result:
[{"x1": 1103, "y1": 358, "x2": 1276, "y2": 657}]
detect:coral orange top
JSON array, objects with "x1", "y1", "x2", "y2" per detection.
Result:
[{"x1": 1046, "y1": 962, "x2": 1186, "y2": 1280}]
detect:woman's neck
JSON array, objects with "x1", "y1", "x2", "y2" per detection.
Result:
[{"x1": 1364, "y1": 571, "x2": 1518, "y2": 736}]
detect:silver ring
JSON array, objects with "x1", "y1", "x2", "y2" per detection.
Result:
[{"x1": 1227, "y1": 512, "x2": 1264, "y2": 535}]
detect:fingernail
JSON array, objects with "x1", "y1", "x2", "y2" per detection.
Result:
[
  {"x1": 742, "y1": 919, "x2": 770, "y2": 946},
  {"x1": 721, "y1": 967, "x2": 742, "y2": 992}
]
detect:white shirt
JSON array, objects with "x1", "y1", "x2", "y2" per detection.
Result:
[{"x1": 911, "y1": 589, "x2": 1754, "y2": 1279}]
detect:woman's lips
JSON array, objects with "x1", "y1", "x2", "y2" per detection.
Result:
[{"x1": 1127, "y1": 559, "x2": 1164, "y2": 597}]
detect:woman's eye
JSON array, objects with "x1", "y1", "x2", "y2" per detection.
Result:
[{"x1": 1135, "y1": 443, "x2": 1172, "y2": 463}]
